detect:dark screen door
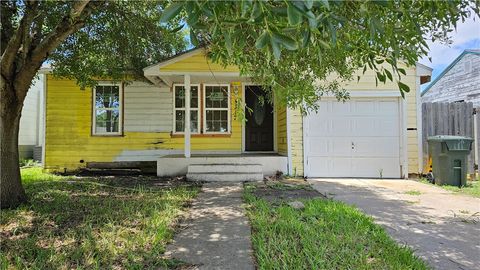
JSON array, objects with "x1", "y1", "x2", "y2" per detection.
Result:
[{"x1": 245, "y1": 85, "x2": 274, "y2": 151}]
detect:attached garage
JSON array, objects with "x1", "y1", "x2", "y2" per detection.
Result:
[{"x1": 303, "y1": 95, "x2": 406, "y2": 178}]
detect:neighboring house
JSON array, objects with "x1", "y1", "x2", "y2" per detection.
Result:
[
  {"x1": 421, "y1": 49, "x2": 480, "y2": 106},
  {"x1": 41, "y1": 48, "x2": 431, "y2": 179},
  {"x1": 19, "y1": 74, "x2": 45, "y2": 161}
]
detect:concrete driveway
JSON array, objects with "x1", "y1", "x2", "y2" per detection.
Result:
[{"x1": 308, "y1": 179, "x2": 480, "y2": 270}]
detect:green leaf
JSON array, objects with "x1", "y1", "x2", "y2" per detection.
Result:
[
  {"x1": 319, "y1": 39, "x2": 330, "y2": 50},
  {"x1": 224, "y1": 31, "x2": 233, "y2": 55},
  {"x1": 272, "y1": 31, "x2": 298, "y2": 50},
  {"x1": 190, "y1": 29, "x2": 199, "y2": 46},
  {"x1": 302, "y1": 29, "x2": 310, "y2": 48},
  {"x1": 398, "y1": 81, "x2": 410, "y2": 94},
  {"x1": 287, "y1": 4, "x2": 303, "y2": 25},
  {"x1": 373, "y1": 0, "x2": 389, "y2": 7},
  {"x1": 384, "y1": 69, "x2": 393, "y2": 81},
  {"x1": 241, "y1": 0, "x2": 252, "y2": 17},
  {"x1": 160, "y1": 2, "x2": 184, "y2": 23},
  {"x1": 305, "y1": 0, "x2": 314, "y2": 10},
  {"x1": 398, "y1": 68, "x2": 407, "y2": 76},
  {"x1": 251, "y1": 1, "x2": 262, "y2": 21},
  {"x1": 320, "y1": 0, "x2": 330, "y2": 9},
  {"x1": 170, "y1": 24, "x2": 184, "y2": 33},
  {"x1": 376, "y1": 72, "x2": 386, "y2": 83},
  {"x1": 270, "y1": 39, "x2": 281, "y2": 61},
  {"x1": 255, "y1": 31, "x2": 270, "y2": 49}
]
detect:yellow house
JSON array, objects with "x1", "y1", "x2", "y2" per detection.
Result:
[{"x1": 42, "y1": 48, "x2": 431, "y2": 180}]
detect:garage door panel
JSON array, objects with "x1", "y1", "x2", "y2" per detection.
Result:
[
  {"x1": 354, "y1": 137, "x2": 399, "y2": 157},
  {"x1": 308, "y1": 157, "x2": 353, "y2": 177},
  {"x1": 308, "y1": 137, "x2": 352, "y2": 157},
  {"x1": 305, "y1": 97, "x2": 401, "y2": 178},
  {"x1": 354, "y1": 100, "x2": 376, "y2": 115},
  {"x1": 331, "y1": 101, "x2": 351, "y2": 115},
  {"x1": 352, "y1": 158, "x2": 400, "y2": 178},
  {"x1": 378, "y1": 101, "x2": 399, "y2": 115}
]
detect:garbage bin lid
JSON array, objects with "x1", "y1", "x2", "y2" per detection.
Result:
[
  {"x1": 427, "y1": 135, "x2": 474, "y2": 142},
  {"x1": 427, "y1": 135, "x2": 473, "y2": 151}
]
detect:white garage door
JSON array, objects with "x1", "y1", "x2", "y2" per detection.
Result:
[{"x1": 304, "y1": 97, "x2": 401, "y2": 178}]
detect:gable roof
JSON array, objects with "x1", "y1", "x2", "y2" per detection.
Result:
[
  {"x1": 143, "y1": 47, "x2": 204, "y2": 76},
  {"x1": 421, "y1": 49, "x2": 480, "y2": 96}
]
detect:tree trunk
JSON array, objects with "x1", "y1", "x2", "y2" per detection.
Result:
[{"x1": 0, "y1": 81, "x2": 27, "y2": 209}]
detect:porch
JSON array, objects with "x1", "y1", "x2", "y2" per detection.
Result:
[{"x1": 157, "y1": 153, "x2": 288, "y2": 181}]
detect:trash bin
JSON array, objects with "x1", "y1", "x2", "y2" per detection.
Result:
[{"x1": 427, "y1": 135, "x2": 473, "y2": 187}]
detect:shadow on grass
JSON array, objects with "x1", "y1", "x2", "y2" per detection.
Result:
[{"x1": 1, "y1": 176, "x2": 200, "y2": 269}]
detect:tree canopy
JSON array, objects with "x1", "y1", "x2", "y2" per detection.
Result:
[
  {"x1": 161, "y1": 0, "x2": 478, "y2": 111},
  {"x1": 1, "y1": 0, "x2": 186, "y2": 208}
]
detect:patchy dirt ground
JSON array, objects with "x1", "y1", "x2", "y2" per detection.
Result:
[
  {"x1": 63, "y1": 172, "x2": 202, "y2": 189},
  {"x1": 248, "y1": 179, "x2": 326, "y2": 204}
]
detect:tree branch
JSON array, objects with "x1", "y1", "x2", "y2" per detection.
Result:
[
  {"x1": 14, "y1": 0, "x2": 106, "y2": 99},
  {"x1": 0, "y1": 0, "x2": 38, "y2": 78}
]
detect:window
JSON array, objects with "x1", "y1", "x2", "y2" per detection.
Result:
[
  {"x1": 173, "y1": 84, "x2": 200, "y2": 133},
  {"x1": 203, "y1": 84, "x2": 230, "y2": 133},
  {"x1": 93, "y1": 84, "x2": 122, "y2": 135}
]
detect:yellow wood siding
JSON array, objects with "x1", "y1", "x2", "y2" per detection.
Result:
[
  {"x1": 45, "y1": 75, "x2": 242, "y2": 171},
  {"x1": 160, "y1": 52, "x2": 239, "y2": 72},
  {"x1": 289, "y1": 64, "x2": 420, "y2": 176},
  {"x1": 289, "y1": 108, "x2": 304, "y2": 176},
  {"x1": 276, "y1": 105, "x2": 287, "y2": 155}
]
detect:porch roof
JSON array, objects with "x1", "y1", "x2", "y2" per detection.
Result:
[{"x1": 143, "y1": 48, "x2": 248, "y2": 86}]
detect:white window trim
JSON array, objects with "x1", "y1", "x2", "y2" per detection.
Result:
[
  {"x1": 203, "y1": 84, "x2": 231, "y2": 134},
  {"x1": 172, "y1": 84, "x2": 201, "y2": 134},
  {"x1": 92, "y1": 83, "x2": 123, "y2": 136}
]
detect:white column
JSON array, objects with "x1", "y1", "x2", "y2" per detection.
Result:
[{"x1": 184, "y1": 74, "x2": 191, "y2": 158}]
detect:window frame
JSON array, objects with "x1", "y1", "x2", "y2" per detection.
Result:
[
  {"x1": 203, "y1": 84, "x2": 231, "y2": 134},
  {"x1": 172, "y1": 83, "x2": 201, "y2": 134},
  {"x1": 92, "y1": 83, "x2": 123, "y2": 136}
]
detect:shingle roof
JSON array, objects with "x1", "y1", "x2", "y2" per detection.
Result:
[{"x1": 421, "y1": 49, "x2": 480, "y2": 96}]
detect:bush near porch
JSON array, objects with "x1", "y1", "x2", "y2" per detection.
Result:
[
  {"x1": 244, "y1": 182, "x2": 428, "y2": 269},
  {"x1": 0, "y1": 168, "x2": 199, "y2": 269}
]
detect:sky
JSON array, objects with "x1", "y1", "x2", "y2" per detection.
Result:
[{"x1": 419, "y1": 15, "x2": 480, "y2": 90}]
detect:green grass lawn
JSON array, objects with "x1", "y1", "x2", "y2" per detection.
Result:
[
  {"x1": 420, "y1": 178, "x2": 480, "y2": 198},
  {"x1": 1, "y1": 168, "x2": 199, "y2": 269},
  {"x1": 244, "y1": 184, "x2": 429, "y2": 270}
]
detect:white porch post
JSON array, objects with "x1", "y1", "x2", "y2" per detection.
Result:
[{"x1": 184, "y1": 74, "x2": 191, "y2": 158}]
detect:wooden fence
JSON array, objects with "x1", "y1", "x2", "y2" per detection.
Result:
[{"x1": 422, "y1": 102, "x2": 477, "y2": 174}]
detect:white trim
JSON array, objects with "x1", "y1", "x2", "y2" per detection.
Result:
[
  {"x1": 303, "y1": 96, "x2": 406, "y2": 178},
  {"x1": 184, "y1": 75, "x2": 191, "y2": 158},
  {"x1": 241, "y1": 83, "x2": 277, "y2": 153},
  {"x1": 172, "y1": 84, "x2": 201, "y2": 134},
  {"x1": 41, "y1": 75, "x2": 47, "y2": 165},
  {"x1": 158, "y1": 71, "x2": 241, "y2": 77},
  {"x1": 303, "y1": 111, "x2": 308, "y2": 177},
  {"x1": 401, "y1": 96, "x2": 408, "y2": 178},
  {"x1": 242, "y1": 84, "x2": 246, "y2": 152},
  {"x1": 321, "y1": 90, "x2": 402, "y2": 98},
  {"x1": 92, "y1": 83, "x2": 123, "y2": 136},
  {"x1": 286, "y1": 107, "x2": 293, "y2": 175},
  {"x1": 416, "y1": 75, "x2": 424, "y2": 174},
  {"x1": 203, "y1": 83, "x2": 231, "y2": 134}
]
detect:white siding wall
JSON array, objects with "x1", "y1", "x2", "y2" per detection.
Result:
[
  {"x1": 422, "y1": 53, "x2": 480, "y2": 107},
  {"x1": 123, "y1": 82, "x2": 173, "y2": 132},
  {"x1": 19, "y1": 75, "x2": 43, "y2": 146}
]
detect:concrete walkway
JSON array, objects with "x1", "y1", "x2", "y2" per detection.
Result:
[
  {"x1": 309, "y1": 179, "x2": 480, "y2": 270},
  {"x1": 164, "y1": 182, "x2": 255, "y2": 270}
]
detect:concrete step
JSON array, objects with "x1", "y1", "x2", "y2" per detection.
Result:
[
  {"x1": 187, "y1": 172, "x2": 263, "y2": 182},
  {"x1": 187, "y1": 164, "x2": 262, "y2": 174}
]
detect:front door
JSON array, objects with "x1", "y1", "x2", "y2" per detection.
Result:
[{"x1": 245, "y1": 85, "x2": 274, "y2": 151}]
